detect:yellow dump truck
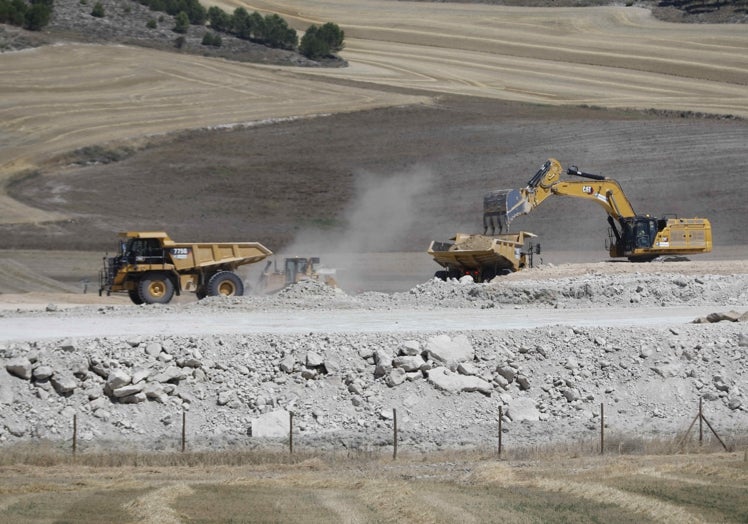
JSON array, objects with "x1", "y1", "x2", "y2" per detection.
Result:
[
  {"x1": 99, "y1": 231, "x2": 272, "y2": 304},
  {"x1": 428, "y1": 231, "x2": 539, "y2": 282}
]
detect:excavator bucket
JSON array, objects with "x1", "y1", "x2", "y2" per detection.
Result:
[
  {"x1": 483, "y1": 188, "x2": 530, "y2": 233},
  {"x1": 503, "y1": 188, "x2": 532, "y2": 224}
]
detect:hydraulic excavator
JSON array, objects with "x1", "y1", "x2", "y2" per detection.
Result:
[{"x1": 484, "y1": 159, "x2": 712, "y2": 261}]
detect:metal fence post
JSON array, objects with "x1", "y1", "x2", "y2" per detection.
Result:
[
  {"x1": 498, "y1": 405, "x2": 503, "y2": 458},
  {"x1": 289, "y1": 411, "x2": 294, "y2": 455},
  {"x1": 181, "y1": 411, "x2": 186, "y2": 453},
  {"x1": 600, "y1": 403, "x2": 604, "y2": 455},
  {"x1": 393, "y1": 409, "x2": 398, "y2": 461}
]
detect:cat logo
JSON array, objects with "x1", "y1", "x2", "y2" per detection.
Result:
[{"x1": 582, "y1": 185, "x2": 594, "y2": 194}]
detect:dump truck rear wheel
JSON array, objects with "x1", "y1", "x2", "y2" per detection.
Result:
[
  {"x1": 128, "y1": 289, "x2": 144, "y2": 305},
  {"x1": 207, "y1": 271, "x2": 244, "y2": 297},
  {"x1": 138, "y1": 272, "x2": 175, "y2": 304}
]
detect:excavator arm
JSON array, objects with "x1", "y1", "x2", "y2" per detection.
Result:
[{"x1": 498, "y1": 158, "x2": 637, "y2": 225}]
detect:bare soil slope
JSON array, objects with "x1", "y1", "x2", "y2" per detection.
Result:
[{"x1": 4, "y1": 97, "x2": 747, "y2": 258}]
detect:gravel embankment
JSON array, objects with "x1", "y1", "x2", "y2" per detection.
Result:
[{"x1": 1, "y1": 271, "x2": 746, "y2": 452}]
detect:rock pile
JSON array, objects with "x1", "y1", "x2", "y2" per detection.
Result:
[{"x1": 1, "y1": 315, "x2": 745, "y2": 451}]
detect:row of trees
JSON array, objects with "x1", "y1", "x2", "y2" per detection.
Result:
[
  {"x1": 0, "y1": 0, "x2": 52, "y2": 30},
  {"x1": 206, "y1": 6, "x2": 297, "y2": 50},
  {"x1": 143, "y1": 1, "x2": 345, "y2": 58},
  {"x1": 0, "y1": 0, "x2": 344, "y2": 59},
  {"x1": 135, "y1": 0, "x2": 206, "y2": 25}
]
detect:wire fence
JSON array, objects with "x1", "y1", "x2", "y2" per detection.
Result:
[{"x1": 49, "y1": 398, "x2": 742, "y2": 464}]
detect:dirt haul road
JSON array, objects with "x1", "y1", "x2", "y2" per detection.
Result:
[
  {"x1": 2, "y1": 2, "x2": 748, "y2": 225},
  {"x1": 0, "y1": 305, "x2": 726, "y2": 343}
]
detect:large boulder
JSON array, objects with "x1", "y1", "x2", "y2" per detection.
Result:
[
  {"x1": 427, "y1": 367, "x2": 492, "y2": 395},
  {"x1": 393, "y1": 355, "x2": 425, "y2": 372},
  {"x1": 106, "y1": 369, "x2": 131, "y2": 390},
  {"x1": 112, "y1": 383, "x2": 146, "y2": 398},
  {"x1": 250, "y1": 409, "x2": 291, "y2": 438},
  {"x1": 506, "y1": 397, "x2": 540, "y2": 422},
  {"x1": 33, "y1": 365, "x2": 54, "y2": 381},
  {"x1": 426, "y1": 334, "x2": 474, "y2": 370},
  {"x1": 6, "y1": 357, "x2": 32, "y2": 380},
  {"x1": 51, "y1": 373, "x2": 77, "y2": 395},
  {"x1": 374, "y1": 349, "x2": 393, "y2": 378},
  {"x1": 151, "y1": 366, "x2": 188, "y2": 383},
  {"x1": 0, "y1": 371, "x2": 14, "y2": 405}
]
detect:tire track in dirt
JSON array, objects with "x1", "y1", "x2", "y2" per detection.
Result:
[
  {"x1": 467, "y1": 462, "x2": 706, "y2": 522},
  {"x1": 314, "y1": 490, "x2": 367, "y2": 524},
  {"x1": 123, "y1": 483, "x2": 194, "y2": 524},
  {"x1": 535, "y1": 478, "x2": 703, "y2": 524},
  {"x1": 419, "y1": 492, "x2": 480, "y2": 524},
  {"x1": 0, "y1": 259, "x2": 78, "y2": 293}
]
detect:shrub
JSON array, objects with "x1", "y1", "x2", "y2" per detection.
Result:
[
  {"x1": 300, "y1": 25, "x2": 328, "y2": 60},
  {"x1": 173, "y1": 10, "x2": 189, "y2": 33},
  {"x1": 146, "y1": 18, "x2": 156, "y2": 28},
  {"x1": 317, "y1": 22, "x2": 344, "y2": 52},
  {"x1": 201, "y1": 31, "x2": 221, "y2": 47},
  {"x1": 207, "y1": 5, "x2": 230, "y2": 32},
  {"x1": 300, "y1": 22, "x2": 344, "y2": 59},
  {"x1": 24, "y1": 2, "x2": 51, "y2": 29},
  {"x1": 262, "y1": 13, "x2": 296, "y2": 49},
  {"x1": 0, "y1": 0, "x2": 27, "y2": 26},
  {"x1": 91, "y1": 1, "x2": 104, "y2": 17},
  {"x1": 174, "y1": 35, "x2": 185, "y2": 48}
]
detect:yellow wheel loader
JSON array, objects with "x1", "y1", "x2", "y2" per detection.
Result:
[
  {"x1": 99, "y1": 231, "x2": 272, "y2": 304},
  {"x1": 258, "y1": 256, "x2": 338, "y2": 294},
  {"x1": 485, "y1": 159, "x2": 712, "y2": 261}
]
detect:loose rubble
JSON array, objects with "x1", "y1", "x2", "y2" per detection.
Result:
[{"x1": 1, "y1": 271, "x2": 746, "y2": 452}]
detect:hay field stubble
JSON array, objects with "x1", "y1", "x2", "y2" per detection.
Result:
[{"x1": 0, "y1": 452, "x2": 746, "y2": 523}]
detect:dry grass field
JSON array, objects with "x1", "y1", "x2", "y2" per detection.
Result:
[{"x1": 0, "y1": 448, "x2": 745, "y2": 523}]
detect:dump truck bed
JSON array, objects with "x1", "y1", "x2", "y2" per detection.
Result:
[
  {"x1": 428, "y1": 232, "x2": 535, "y2": 273},
  {"x1": 165, "y1": 241, "x2": 272, "y2": 271},
  {"x1": 115, "y1": 232, "x2": 272, "y2": 272}
]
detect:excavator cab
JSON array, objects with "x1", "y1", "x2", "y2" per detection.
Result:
[{"x1": 614, "y1": 216, "x2": 660, "y2": 259}]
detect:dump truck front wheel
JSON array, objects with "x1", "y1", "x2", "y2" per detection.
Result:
[
  {"x1": 128, "y1": 289, "x2": 144, "y2": 305},
  {"x1": 207, "y1": 271, "x2": 244, "y2": 297},
  {"x1": 138, "y1": 272, "x2": 175, "y2": 304}
]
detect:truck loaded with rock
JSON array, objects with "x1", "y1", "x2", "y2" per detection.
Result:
[{"x1": 1, "y1": 270, "x2": 746, "y2": 451}]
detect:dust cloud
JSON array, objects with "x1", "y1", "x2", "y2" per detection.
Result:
[{"x1": 264, "y1": 167, "x2": 439, "y2": 292}]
